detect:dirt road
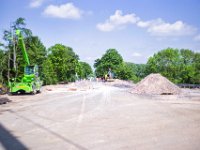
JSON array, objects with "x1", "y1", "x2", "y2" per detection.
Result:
[{"x1": 0, "y1": 82, "x2": 200, "y2": 150}]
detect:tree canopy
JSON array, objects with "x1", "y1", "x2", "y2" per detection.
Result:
[
  {"x1": 94, "y1": 49, "x2": 124, "y2": 77},
  {"x1": 47, "y1": 44, "x2": 79, "y2": 82},
  {"x1": 94, "y1": 49, "x2": 145, "y2": 81},
  {"x1": 79, "y1": 62, "x2": 93, "y2": 79},
  {"x1": 146, "y1": 48, "x2": 200, "y2": 84}
]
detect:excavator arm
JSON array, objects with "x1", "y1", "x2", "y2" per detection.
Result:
[{"x1": 15, "y1": 30, "x2": 30, "y2": 66}]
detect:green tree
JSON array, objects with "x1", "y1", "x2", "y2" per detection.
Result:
[
  {"x1": 0, "y1": 48, "x2": 8, "y2": 84},
  {"x1": 146, "y1": 48, "x2": 199, "y2": 84},
  {"x1": 3, "y1": 18, "x2": 32, "y2": 41},
  {"x1": 94, "y1": 49, "x2": 124, "y2": 78},
  {"x1": 79, "y1": 62, "x2": 93, "y2": 79},
  {"x1": 116, "y1": 63, "x2": 134, "y2": 80},
  {"x1": 25, "y1": 36, "x2": 46, "y2": 65},
  {"x1": 48, "y1": 44, "x2": 79, "y2": 82},
  {"x1": 2, "y1": 18, "x2": 46, "y2": 84},
  {"x1": 41, "y1": 58, "x2": 58, "y2": 85},
  {"x1": 179, "y1": 49, "x2": 196, "y2": 83},
  {"x1": 192, "y1": 52, "x2": 200, "y2": 83},
  {"x1": 126, "y1": 62, "x2": 146, "y2": 82},
  {"x1": 146, "y1": 48, "x2": 181, "y2": 83}
]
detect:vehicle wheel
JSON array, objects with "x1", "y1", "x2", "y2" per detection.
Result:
[{"x1": 36, "y1": 90, "x2": 41, "y2": 94}]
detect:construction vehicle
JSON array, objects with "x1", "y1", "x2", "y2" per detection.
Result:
[
  {"x1": 105, "y1": 68, "x2": 114, "y2": 82},
  {"x1": 9, "y1": 30, "x2": 42, "y2": 94}
]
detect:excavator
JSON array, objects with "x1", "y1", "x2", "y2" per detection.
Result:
[{"x1": 9, "y1": 30, "x2": 42, "y2": 94}]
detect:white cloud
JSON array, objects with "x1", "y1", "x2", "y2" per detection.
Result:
[
  {"x1": 137, "y1": 19, "x2": 196, "y2": 36},
  {"x1": 97, "y1": 10, "x2": 196, "y2": 37},
  {"x1": 97, "y1": 10, "x2": 140, "y2": 32},
  {"x1": 30, "y1": 0, "x2": 44, "y2": 8},
  {"x1": 194, "y1": 34, "x2": 200, "y2": 41},
  {"x1": 43, "y1": 3, "x2": 82, "y2": 19},
  {"x1": 137, "y1": 18, "x2": 163, "y2": 28},
  {"x1": 132, "y1": 52, "x2": 142, "y2": 57}
]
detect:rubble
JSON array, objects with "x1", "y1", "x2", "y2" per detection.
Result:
[
  {"x1": 0, "y1": 97, "x2": 11, "y2": 105},
  {"x1": 131, "y1": 73, "x2": 181, "y2": 95}
]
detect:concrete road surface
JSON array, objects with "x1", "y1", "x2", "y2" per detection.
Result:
[{"x1": 0, "y1": 83, "x2": 200, "y2": 150}]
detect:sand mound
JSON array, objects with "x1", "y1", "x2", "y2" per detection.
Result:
[{"x1": 132, "y1": 73, "x2": 181, "y2": 95}]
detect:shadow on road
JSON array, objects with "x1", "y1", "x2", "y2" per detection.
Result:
[
  {"x1": 7, "y1": 110, "x2": 88, "y2": 150},
  {"x1": 0, "y1": 123, "x2": 28, "y2": 150}
]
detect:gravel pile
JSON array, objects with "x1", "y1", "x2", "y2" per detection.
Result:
[{"x1": 131, "y1": 73, "x2": 181, "y2": 95}]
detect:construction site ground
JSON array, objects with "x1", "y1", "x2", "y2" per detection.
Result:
[{"x1": 0, "y1": 81, "x2": 200, "y2": 150}]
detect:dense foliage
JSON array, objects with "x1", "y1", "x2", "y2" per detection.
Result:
[
  {"x1": 146, "y1": 48, "x2": 200, "y2": 84},
  {"x1": 48, "y1": 44, "x2": 79, "y2": 82},
  {"x1": 0, "y1": 46, "x2": 8, "y2": 84},
  {"x1": 94, "y1": 48, "x2": 200, "y2": 84},
  {"x1": 94, "y1": 49, "x2": 131, "y2": 79},
  {"x1": 125, "y1": 62, "x2": 147, "y2": 82},
  {"x1": 79, "y1": 62, "x2": 93, "y2": 79},
  {"x1": 94, "y1": 49, "x2": 146, "y2": 81}
]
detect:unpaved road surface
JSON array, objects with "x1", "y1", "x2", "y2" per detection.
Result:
[{"x1": 0, "y1": 82, "x2": 200, "y2": 150}]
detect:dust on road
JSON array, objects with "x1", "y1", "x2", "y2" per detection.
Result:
[{"x1": 0, "y1": 82, "x2": 200, "y2": 150}]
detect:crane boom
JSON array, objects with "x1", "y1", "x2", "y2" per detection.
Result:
[{"x1": 15, "y1": 30, "x2": 30, "y2": 65}]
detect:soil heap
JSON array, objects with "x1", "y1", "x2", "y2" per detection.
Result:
[{"x1": 132, "y1": 73, "x2": 181, "y2": 95}]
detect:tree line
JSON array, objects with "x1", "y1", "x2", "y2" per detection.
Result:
[
  {"x1": 0, "y1": 18, "x2": 200, "y2": 86},
  {"x1": 0, "y1": 18, "x2": 93, "y2": 86},
  {"x1": 94, "y1": 48, "x2": 200, "y2": 84}
]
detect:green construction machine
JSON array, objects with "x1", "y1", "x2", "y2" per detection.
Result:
[{"x1": 9, "y1": 30, "x2": 42, "y2": 94}]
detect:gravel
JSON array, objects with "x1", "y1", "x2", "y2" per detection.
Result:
[{"x1": 131, "y1": 73, "x2": 181, "y2": 95}]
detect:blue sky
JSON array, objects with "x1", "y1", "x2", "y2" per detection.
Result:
[{"x1": 1, "y1": 0, "x2": 200, "y2": 66}]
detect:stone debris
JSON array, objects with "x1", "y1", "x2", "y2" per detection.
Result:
[
  {"x1": 131, "y1": 73, "x2": 181, "y2": 95},
  {"x1": 0, "y1": 97, "x2": 11, "y2": 105}
]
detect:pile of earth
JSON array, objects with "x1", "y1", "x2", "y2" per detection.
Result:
[{"x1": 131, "y1": 73, "x2": 181, "y2": 95}]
